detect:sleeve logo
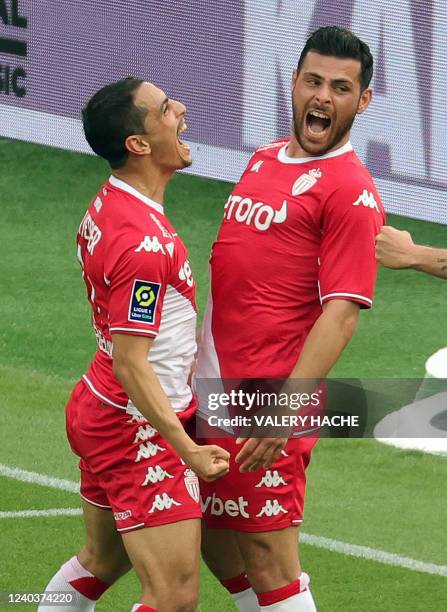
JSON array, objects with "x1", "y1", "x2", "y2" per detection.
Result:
[
  {"x1": 128, "y1": 279, "x2": 161, "y2": 325},
  {"x1": 352, "y1": 189, "x2": 380, "y2": 213}
]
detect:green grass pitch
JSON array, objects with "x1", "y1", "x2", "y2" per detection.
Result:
[{"x1": 0, "y1": 138, "x2": 446, "y2": 611}]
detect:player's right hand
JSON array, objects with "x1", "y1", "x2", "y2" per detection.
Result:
[{"x1": 184, "y1": 444, "x2": 230, "y2": 482}]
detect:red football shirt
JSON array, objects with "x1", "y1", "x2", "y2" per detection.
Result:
[
  {"x1": 197, "y1": 140, "x2": 385, "y2": 380},
  {"x1": 77, "y1": 175, "x2": 197, "y2": 412}
]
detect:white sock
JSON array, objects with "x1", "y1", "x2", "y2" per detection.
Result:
[
  {"x1": 38, "y1": 556, "x2": 107, "y2": 611},
  {"x1": 232, "y1": 586, "x2": 260, "y2": 612}
]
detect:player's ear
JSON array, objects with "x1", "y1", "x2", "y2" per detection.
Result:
[
  {"x1": 291, "y1": 69, "x2": 298, "y2": 91},
  {"x1": 357, "y1": 87, "x2": 372, "y2": 115},
  {"x1": 125, "y1": 134, "x2": 152, "y2": 156}
]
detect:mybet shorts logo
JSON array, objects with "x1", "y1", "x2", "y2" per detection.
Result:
[
  {"x1": 128, "y1": 279, "x2": 161, "y2": 325},
  {"x1": 224, "y1": 195, "x2": 287, "y2": 231},
  {"x1": 201, "y1": 494, "x2": 250, "y2": 518}
]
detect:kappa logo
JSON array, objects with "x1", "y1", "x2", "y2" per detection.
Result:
[
  {"x1": 255, "y1": 470, "x2": 287, "y2": 488},
  {"x1": 134, "y1": 441, "x2": 166, "y2": 463},
  {"x1": 148, "y1": 493, "x2": 181, "y2": 513},
  {"x1": 135, "y1": 235, "x2": 166, "y2": 255},
  {"x1": 292, "y1": 168, "x2": 322, "y2": 196},
  {"x1": 126, "y1": 412, "x2": 147, "y2": 424},
  {"x1": 113, "y1": 510, "x2": 132, "y2": 521},
  {"x1": 142, "y1": 465, "x2": 174, "y2": 486},
  {"x1": 250, "y1": 160, "x2": 264, "y2": 173},
  {"x1": 256, "y1": 499, "x2": 288, "y2": 517},
  {"x1": 134, "y1": 424, "x2": 158, "y2": 443},
  {"x1": 353, "y1": 189, "x2": 380, "y2": 213},
  {"x1": 201, "y1": 494, "x2": 250, "y2": 518},
  {"x1": 224, "y1": 195, "x2": 287, "y2": 231},
  {"x1": 184, "y1": 469, "x2": 200, "y2": 503}
]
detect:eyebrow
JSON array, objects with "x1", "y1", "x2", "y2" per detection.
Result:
[
  {"x1": 304, "y1": 72, "x2": 353, "y2": 85},
  {"x1": 160, "y1": 96, "x2": 169, "y2": 114}
]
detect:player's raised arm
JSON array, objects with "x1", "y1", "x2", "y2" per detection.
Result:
[{"x1": 376, "y1": 225, "x2": 447, "y2": 279}]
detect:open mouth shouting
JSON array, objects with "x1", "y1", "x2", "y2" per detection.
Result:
[
  {"x1": 177, "y1": 120, "x2": 191, "y2": 154},
  {"x1": 305, "y1": 109, "x2": 332, "y2": 138}
]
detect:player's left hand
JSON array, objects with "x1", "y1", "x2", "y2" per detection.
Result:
[{"x1": 234, "y1": 437, "x2": 288, "y2": 473}]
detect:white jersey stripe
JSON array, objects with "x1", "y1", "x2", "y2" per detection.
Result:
[
  {"x1": 82, "y1": 375, "x2": 127, "y2": 409},
  {"x1": 320, "y1": 292, "x2": 373, "y2": 305},
  {"x1": 109, "y1": 327, "x2": 158, "y2": 336}
]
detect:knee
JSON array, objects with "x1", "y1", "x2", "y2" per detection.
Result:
[
  {"x1": 243, "y1": 540, "x2": 298, "y2": 592},
  {"x1": 158, "y1": 586, "x2": 198, "y2": 612},
  {"x1": 78, "y1": 544, "x2": 131, "y2": 584}
]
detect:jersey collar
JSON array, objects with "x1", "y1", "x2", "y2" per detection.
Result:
[
  {"x1": 277, "y1": 140, "x2": 353, "y2": 164},
  {"x1": 108, "y1": 175, "x2": 164, "y2": 214}
]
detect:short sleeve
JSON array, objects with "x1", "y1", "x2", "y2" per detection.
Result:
[
  {"x1": 319, "y1": 182, "x2": 385, "y2": 309},
  {"x1": 108, "y1": 244, "x2": 170, "y2": 337}
]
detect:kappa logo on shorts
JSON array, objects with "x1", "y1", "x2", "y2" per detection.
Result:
[
  {"x1": 134, "y1": 424, "x2": 158, "y2": 443},
  {"x1": 256, "y1": 499, "x2": 288, "y2": 517},
  {"x1": 142, "y1": 465, "x2": 174, "y2": 486},
  {"x1": 113, "y1": 510, "x2": 132, "y2": 521},
  {"x1": 148, "y1": 493, "x2": 181, "y2": 513},
  {"x1": 128, "y1": 279, "x2": 161, "y2": 325},
  {"x1": 201, "y1": 493, "x2": 250, "y2": 518},
  {"x1": 134, "y1": 441, "x2": 166, "y2": 462},
  {"x1": 255, "y1": 470, "x2": 287, "y2": 488},
  {"x1": 184, "y1": 469, "x2": 200, "y2": 503}
]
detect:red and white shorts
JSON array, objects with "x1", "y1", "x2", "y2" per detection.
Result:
[
  {"x1": 65, "y1": 380, "x2": 201, "y2": 533},
  {"x1": 198, "y1": 433, "x2": 317, "y2": 532}
]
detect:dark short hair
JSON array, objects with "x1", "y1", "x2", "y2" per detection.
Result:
[
  {"x1": 297, "y1": 26, "x2": 373, "y2": 90},
  {"x1": 82, "y1": 77, "x2": 147, "y2": 169}
]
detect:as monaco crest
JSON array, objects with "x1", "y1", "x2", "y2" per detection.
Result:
[
  {"x1": 184, "y1": 468, "x2": 200, "y2": 503},
  {"x1": 292, "y1": 168, "x2": 322, "y2": 196}
]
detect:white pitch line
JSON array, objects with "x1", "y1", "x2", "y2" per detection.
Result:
[
  {"x1": 0, "y1": 463, "x2": 79, "y2": 493},
  {"x1": 1, "y1": 464, "x2": 446, "y2": 577},
  {"x1": 300, "y1": 533, "x2": 447, "y2": 577},
  {"x1": 0, "y1": 508, "x2": 82, "y2": 519}
]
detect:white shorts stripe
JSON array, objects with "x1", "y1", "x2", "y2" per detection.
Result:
[
  {"x1": 80, "y1": 494, "x2": 112, "y2": 510},
  {"x1": 116, "y1": 522, "x2": 145, "y2": 532}
]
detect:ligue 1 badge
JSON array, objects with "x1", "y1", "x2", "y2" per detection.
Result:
[
  {"x1": 292, "y1": 168, "x2": 322, "y2": 196},
  {"x1": 184, "y1": 468, "x2": 200, "y2": 503}
]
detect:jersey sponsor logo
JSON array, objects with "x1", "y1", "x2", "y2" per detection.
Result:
[
  {"x1": 135, "y1": 235, "x2": 166, "y2": 255},
  {"x1": 179, "y1": 260, "x2": 194, "y2": 287},
  {"x1": 134, "y1": 441, "x2": 166, "y2": 462},
  {"x1": 255, "y1": 470, "x2": 287, "y2": 488},
  {"x1": 352, "y1": 189, "x2": 380, "y2": 213},
  {"x1": 201, "y1": 493, "x2": 250, "y2": 518},
  {"x1": 141, "y1": 465, "x2": 174, "y2": 486},
  {"x1": 79, "y1": 211, "x2": 102, "y2": 254},
  {"x1": 148, "y1": 493, "x2": 181, "y2": 513},
  {"x1": 184, "y1": 468, "x2": 200, "y2": 503},
  {"x1": 128, "y1": 279, "x2": 161, "y2": 325},
  {"x1": 292, "y1": 168, "x2": 322, "y2": 196},
  {"x1": 150, "y1": 213, "x2": 172, "y2": 238},
  {"x1": 256, "y1": 499, "x2": 288, "y2": 517},
  {"x1": 134, "y1": 424, "x2": 158, "y2": 443},
  {"x1": 224, "y1": 195, "x2": 288, "y2": 231},
  {"x1": 250, "y1": 160, "x2": 264, "y2": 173}
]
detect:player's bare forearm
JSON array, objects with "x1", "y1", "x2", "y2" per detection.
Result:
[
  {"x1": 112, "y1": 333, "x2": 230, "y2": 481},
  {"x1": 411, "y1": 245, "x2": 447, "y2": 279},
  {"x1": 236, "y1": 300, "x2": 360, "y2": 473},
  {"x1": 290, "y1": 299, "x2": 360, "y2": 380}
]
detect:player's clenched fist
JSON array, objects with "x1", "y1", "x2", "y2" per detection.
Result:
[
  {"x1": 375, "y1": 225, "x2": 416, "y2": 269},
  {"x1": 184, "y1": 444, "x2": 230, "y2": 482}
]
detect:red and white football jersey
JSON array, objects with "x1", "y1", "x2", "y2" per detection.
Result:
[
  {"x1": 197, "y1": 140, "x2": 385, "y2": 380},
  {"x1": 78, "y1": 175, "x2": 197, "y2": 413}
]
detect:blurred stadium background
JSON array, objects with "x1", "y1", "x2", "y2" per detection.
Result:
[{"x1": 0, "y1": 2, "x2": 446, "y2": 611}]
